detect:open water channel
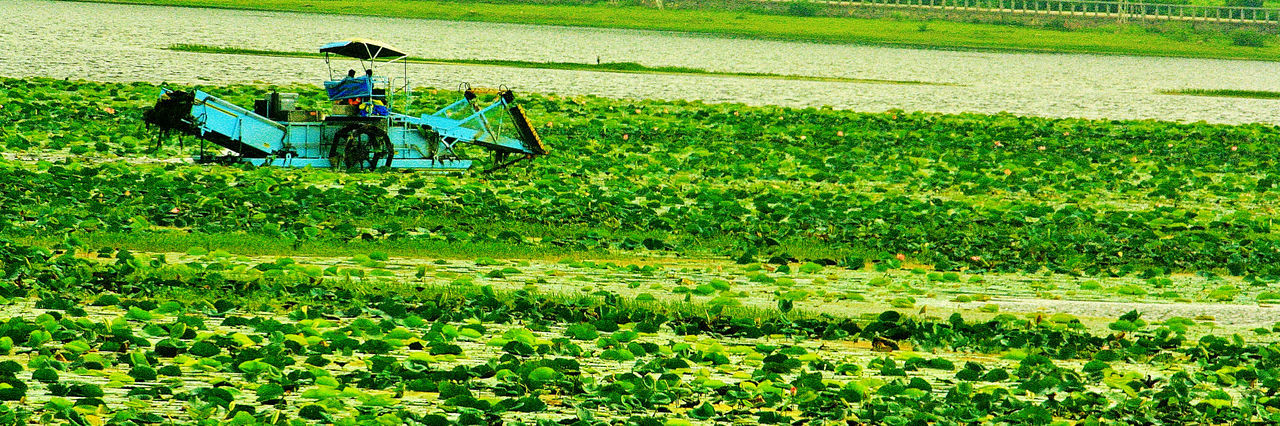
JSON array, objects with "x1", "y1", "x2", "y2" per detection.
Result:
[{"x1": 4, "y1": 0, "x2": 1279, "y2": 123}]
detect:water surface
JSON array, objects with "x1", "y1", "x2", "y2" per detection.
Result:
[{"x1": 5, "y1": 0, "x2": 1278, "y2": 123}]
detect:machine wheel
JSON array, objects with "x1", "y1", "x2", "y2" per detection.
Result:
[{"x1": 330, "y1": 124, "x2": 393, "y2": 170}]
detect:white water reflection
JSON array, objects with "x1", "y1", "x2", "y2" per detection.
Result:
[{"x1": 4, "y1": 0, "x2": 1278, "y2": 123}]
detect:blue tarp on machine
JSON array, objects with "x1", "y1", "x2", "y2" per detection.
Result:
[{"x1": 324, "y1": 77, "x2": 373, "y2": 101}]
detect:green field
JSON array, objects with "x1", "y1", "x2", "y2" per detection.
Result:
[
  {"x1": 5, "y1": 76, "x2": 1280, "y2": 423},
  {"x1": 78, "y1": 0, "x2": 1280, "y2": 61}
]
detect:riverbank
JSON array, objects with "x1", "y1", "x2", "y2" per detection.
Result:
[
  {"x1": 73, "y1": 0, "x2": 1280, "y2": 61},
  {"x1": 167, "y1": 44, "x2": 952, "y2": 86},
  {"x1": 1159, "y1": 88, "x2": 1280, "y2": 99}
]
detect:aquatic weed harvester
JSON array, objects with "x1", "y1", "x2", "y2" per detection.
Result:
[{"x1": 144, "y1": 39, "x2": 547, "y2": 172}]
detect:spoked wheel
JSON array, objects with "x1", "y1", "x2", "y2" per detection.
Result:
[{"x1": 330, "y1": 124, "x2": 393, "y2": 170}]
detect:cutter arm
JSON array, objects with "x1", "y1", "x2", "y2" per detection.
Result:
[{"x1": 397, "y1": 88, "x2": 547, "y2": 158}]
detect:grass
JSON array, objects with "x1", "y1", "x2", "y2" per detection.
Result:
[
  {"x1": 362, "y1": 278, "x2": 806, "y2": 324},
  {"x1": 17, "y1": 231, "x2": 627, "y2": 262},
  {"x1": 137, "y1": 255, "x2": 810, "y2": 324},
  {"x1": 89, "y1": 237, "x2": 1269, "y2": 339},
  {"x1": 76, "y1": 0, "x2": 1280, "y2": 61},
  {"x1": 11, "y1": 229, "x2": 862, "y2": 265},
  {"x1": 1158, "y1": 88, "x2": 1280, "y2": 99},
  {"x1": 166, "y1": 44, "x2": 947, "y2": 86}
]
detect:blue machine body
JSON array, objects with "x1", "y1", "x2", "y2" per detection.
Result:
[{"x1": 147, "y1": 39, "x2": 546, "y2": 171}]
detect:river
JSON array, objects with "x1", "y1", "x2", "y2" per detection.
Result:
[{"x1": 4, "y1": 0, "x2": 1279, "y2": 123}]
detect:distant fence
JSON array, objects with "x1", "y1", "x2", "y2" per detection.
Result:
[{"x1": 810, "y1": 0, "x2": 1280, "y2": 24}]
